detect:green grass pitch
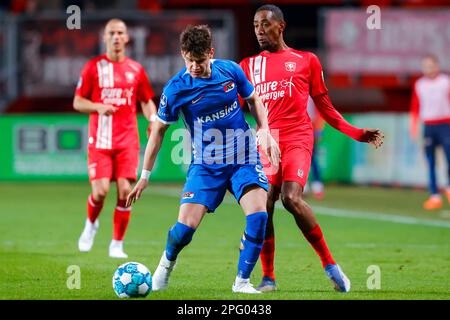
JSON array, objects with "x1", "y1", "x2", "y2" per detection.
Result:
[{"x1": 0, "y1": 182, "x2": 449, "y2": 300}]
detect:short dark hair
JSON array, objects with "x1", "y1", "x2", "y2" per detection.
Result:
[
  {"x1": 256, "y1": 4, "x2": 285, "y2": 22},
  {"x1": 180, "y1": 25, "x2": 212, "y2": 57},
  {"x1": 422, "y1": 53, "x2": 439, "y2": 63}
]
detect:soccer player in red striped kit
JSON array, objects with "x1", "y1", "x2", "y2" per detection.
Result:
[
  {"x1": 74, "y1": 19, "x2": 157, "y2": 258},
  {"x1": 240, "y1": 5, "x2": 384, "y2": 292}
]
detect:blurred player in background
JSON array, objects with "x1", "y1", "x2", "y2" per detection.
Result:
[
  {"x1": 410, "y1": 54, "x2": 450, "y2": 210},
  {"x1": 127, "y1": 25, "x2": 280, "y2": 294},
  {"x1": 307, "y1": 96, "x2": 325, "y2": 200},
  {"x1": 240, "y1": 4, "x2": 384, "y2": 292},
  {"x1": 74, "y1": 19, "x2": 157, "y2": 258}
]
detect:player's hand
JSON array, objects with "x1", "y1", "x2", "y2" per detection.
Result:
[
  {"x1": 126, "y1": 179, "x2": 149, "y2": 207},
  {"x1": 409, "y1": 123, "x2": 418, "y2": 142},
  {"x1": 97, "y1": 103, "x2": 118, "y2": 116},
  {"x1": 361, "y1": 128, "x2": 384, "y2": 149},
  {"x1": 256, "y1": 128, "x2": 281, "y2": 166}
]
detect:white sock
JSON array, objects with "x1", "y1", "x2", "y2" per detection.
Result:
[
  {"x1": 234, "y1": 276, "x2": 249, "y2": 284},
  {"x1": 110, "y1": 240, "x2": 123, "y2": 249}
]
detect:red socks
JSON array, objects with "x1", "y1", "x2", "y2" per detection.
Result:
[
  {"x1": 260, "y1": 225, "x2": 335, "y2": 279},
  {"x1": 260, "y1": 236, "x2": 276, "y2": 280},
  {"x1": 87, "y1": 194, "x2": 104, "y2": 223},
  {"x1": 113, "y1": 199, "x2": 131, "y2": 241},
  {"x1": 303, "y1": 224, "x2": 336, "y2": 268}
]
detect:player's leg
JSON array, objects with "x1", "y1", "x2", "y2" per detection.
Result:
[
  {"x1": 257, "y1": 185, "x2": 279, "y2": 291},
  {"x1": 280, "y1": 146, "x2": 350, "y2": 292},
  {"x1": 281, "y1": 181, "x2": 350, "y2": 292},
  {"x1": 436, "y1": 123, "x2": 450, "y2": 203},
  {"x1": 79, "y1": 148, "x2": 113, "y2": 252},
  {"x1": 108, "y1": 147, "x2": 140, "y2": 257},
  {"x1": 310, "y1": 144, "x2": 324, "y2": 200},
  {"x1": 153, "y1": 203, "x2": 208, "y2": 291},
  {"x1": 423, "y1": 125, "x2": 442, "y2": 210},
  {"x1": 232, "y1": 186, "x2": 267, "y2": 294},
  {"x1": 153, "y1": 164, "x2": 228, "y2": 291},
  {"x1": 108, "y1": 178, "x2": 133, "y2": 258},
  {"x1": 229, "y1": 163, "x2": 269, "y2": 293},
  {"x1": 78, "y1": 178, "x2": 110, "y2": 252},
  {"x1": 257, "y1": 149, "x2": 282, "y2": 291}
]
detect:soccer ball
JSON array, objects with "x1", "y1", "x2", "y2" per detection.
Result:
[{"x1": 112, "y1": 261, "x2": 152, "y2": 298}]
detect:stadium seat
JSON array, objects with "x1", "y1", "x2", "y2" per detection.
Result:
[
  {"x1": 360, "y1": 74, "x2": 403, "y2": 88},
  {"x1": 327, "y1": 74, "x2": 353, "y2": 88}
]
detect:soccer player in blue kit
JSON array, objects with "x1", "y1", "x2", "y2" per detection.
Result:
[{"x1": 126, "y1": 25, "x2": 280, "y2": 294}]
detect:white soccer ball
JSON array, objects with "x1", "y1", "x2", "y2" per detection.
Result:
[{"x1": 112, "y1": 261, "x2": 152, "y2": 298}]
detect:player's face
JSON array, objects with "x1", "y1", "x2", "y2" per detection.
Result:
[
  {"x1": 254, "y1": 10, "x2": 285, "y2": 52},
  {"x1": 103, "y1": 21, "x2": 129, "y2": 53},
  {"x1": 421, "y1": 57, "x2": 440, "y2": 78},
  {"x1": 181, "y1": 48, "x2": 214, "y2": 78}
]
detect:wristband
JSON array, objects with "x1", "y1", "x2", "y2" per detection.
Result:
[
  {"x1": 150, "y1": 114, "x2": 157, "y2": 122},
  {"x1": 140, "y1": 169, "x2": 152, "y2": 181}
]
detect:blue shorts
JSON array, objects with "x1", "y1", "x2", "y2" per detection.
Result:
[{"x1": 180, "y1": 163, "x2": 269, "y2": 212}]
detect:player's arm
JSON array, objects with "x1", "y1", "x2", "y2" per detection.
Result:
[
  {"x1": 73, "y1": 61, "x2": 117, "y2": 115},
  {"x1": 137, "y1": 68, "x2": 158, "y2": 137},
  {"x1": 73, "y1": 95, "x2": 118, "y2": 115},
  {"x1": 140, "y1": 98, "x2": 158, "y2": 138},
  {"x1": 233, "y1": 60, "x2": 280, "y2": 165},
  {"x1": 246, "y1": 93, "x2": 281, "y2": 166},
  {"x1": 308, "y1": 53, "x2": 383, "y2": 148},
  {"x1": 409, "y1": 84, "x2": 420, "y2": 140},
  {"x1": 312, "y1": 93, "x2": 384, "y2": 149},
  {"x1": 126, "y1": 119, "x2": 169, "y2": 207},
  {"x1": 140, "y1": 98, "x2": 158, "y2": 122}
]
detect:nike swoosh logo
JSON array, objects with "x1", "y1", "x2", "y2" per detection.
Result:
[
  {"x1": 244, "y1": 260, "x2": 257, "y2": 265},
  {"x1": 191, "y1": 95, "x2": 204, "y2": 104}
]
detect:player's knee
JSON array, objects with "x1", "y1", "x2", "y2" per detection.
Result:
[
  {"x1": 281, "y1": 191, "x2": 303, "y2": 210},
  {"x1": 93, "y1": 187, "x2": 109, "y2": 201},
  {"x1": 118, "y1": 188, "x2": 132, "y2": 200}
]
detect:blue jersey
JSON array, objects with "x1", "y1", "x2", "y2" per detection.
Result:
[{"x1": 157, "y1": 59, "x2": 257, "y2": 165}]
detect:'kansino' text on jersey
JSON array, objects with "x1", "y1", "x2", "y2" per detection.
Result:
[{"x1": 157, "y1": 59, "x2": 258, "y2": 165}]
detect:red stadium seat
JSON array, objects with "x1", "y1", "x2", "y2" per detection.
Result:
[
  {"x1": 359, "y1": 74, "x2": 403, "y2": 88},
  {"x1": 327, "y1": 74, "x2": 353, "y2": 88}
]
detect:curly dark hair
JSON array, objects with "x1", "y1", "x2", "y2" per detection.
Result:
[{"x1": 180, "y1": 25, "x2": 212, "y2": 57}]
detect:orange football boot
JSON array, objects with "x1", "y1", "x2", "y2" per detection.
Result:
[{"x1": 423, "y1": 196, "x2": 443, "y2": 210}]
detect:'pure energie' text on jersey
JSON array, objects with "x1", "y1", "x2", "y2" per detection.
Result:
[{"x1": 240, "y1": 48, "x2": 327, "y2": 143}]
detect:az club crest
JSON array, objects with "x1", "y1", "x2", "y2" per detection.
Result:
[{"x1": 223, "y1": 81, "x2": 235, "y2": 93}]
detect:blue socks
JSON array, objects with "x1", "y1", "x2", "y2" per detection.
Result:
[
  {"x1": 165, "y1": 211, "x2": 267, "y2": 280},
  {"x1": 165, "y1": 221, "x2": 196, "y2": 261},
  {"x1": 237, "y1": 211, "x2": 268, "y2": 279}
]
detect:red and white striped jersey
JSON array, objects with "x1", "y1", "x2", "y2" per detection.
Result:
[
  {"x1": 75, "y1": 54, "x2": 155, "y2": 150},
  {"x1": 240, "y1": 48, "x2": 327, "y2": 141},
  {"x1": 411, "y1": 74, "x2": 450, "y2": 124}
]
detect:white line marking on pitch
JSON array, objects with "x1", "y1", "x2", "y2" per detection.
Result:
[{"x1": 148, "y1": 186, "x2": 450, "y2": 229}]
